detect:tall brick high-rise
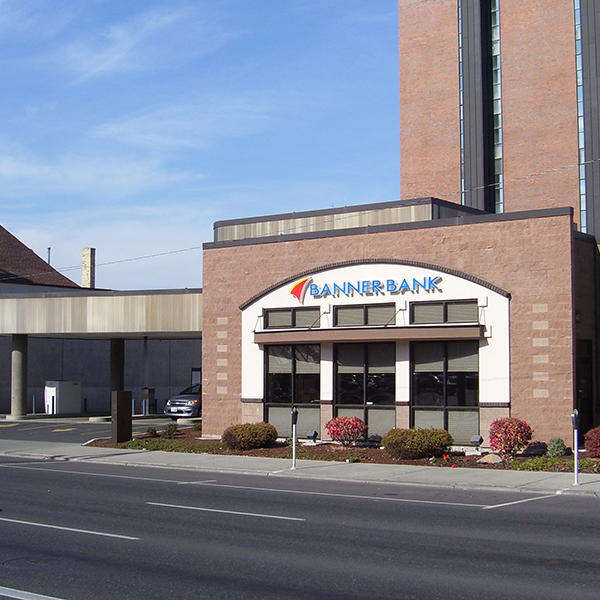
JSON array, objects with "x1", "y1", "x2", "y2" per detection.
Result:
[{"x1": 399, "y1": 0, "x2": 600, "y2": 235}]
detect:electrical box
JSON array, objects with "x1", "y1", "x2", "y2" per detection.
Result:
[{"x1": 44, "y1": 381, "x2": 82, "y2": 415}]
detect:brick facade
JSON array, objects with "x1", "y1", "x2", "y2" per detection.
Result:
[
  {"x1": 202, "y1": 210, "x2": 585, "y2": 444},
  {"x1": 398, "y1": 0, "x2": 580, "y2": 223},
  {"x1": 399, "y1": 0, "x2": 461, "y2": 204}
]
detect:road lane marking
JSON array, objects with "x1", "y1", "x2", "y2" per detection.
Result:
[
  {"x1": 147, "y1": 501, "x2": 305, "y2": 521},
  {"x1": 0, "y1": 516, "x2": 140, "y2": 540},
  {"x1": 178, "y1": 479, "x2": 218, "y2": 485},
  {"x1": 51, "y1": 428, "x2": 76, "y2": 432},
  {"x1": 0, "y1": 464, "x2": 486, "y2": 507},
  {"x1": 0, "y1": 423, "x2": 19, "y2": 428},
  {"x1": 0, "y1": 585, "x2": 67, "y2": 600},
  {"x1": 188, "y1": 481, "x2": 487, "y2": 508},
  {"x1": 482, "y1": 494, "x2": 558, "y2": 510},
  {"x1": 1, "y1": 463, "x2": 555, "y2": 511},
  {"x1": 0, "y1": 464, "x2": 190, "y2": 484}
]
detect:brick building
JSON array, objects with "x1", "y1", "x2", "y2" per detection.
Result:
[{"x1": 199, "y1": 1, "x2": 600, "y2": 447}]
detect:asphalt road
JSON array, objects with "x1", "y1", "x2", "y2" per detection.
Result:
[
  {"x1": 0, "y1": 420, "x2": 170, "y2": 444},
  {"x1": 0, "y1": 457, "x2": 599, "y2": 600}
]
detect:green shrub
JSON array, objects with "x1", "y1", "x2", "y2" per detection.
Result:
[
  {"x1": 511, "y1": 456, "x2": 597, "y2": 471},
  {"x1": 145, "y1": 426, "x2": 158, "y2": 438},
  {"x1": 584, "y1": 426, "x2": 600, "y2": 458},
  {"x1": 383, "y1": 428, "x2": 453, "y2": 460},
  {"x1": 221, "y1": 422, "x2": 278, "y2": 451},
  {"x1": 547, "y1": 437, "x2": 567, "y2": 457},
  {"x1": 192, "y1": 422, "x2": 202, "y2": 431},
  {"x1": 161, "y1": 422, "x2": 178, "y2": 439}
]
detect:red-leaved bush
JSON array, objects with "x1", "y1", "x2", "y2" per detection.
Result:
[
  {"x1": 489, "y1": 417, "x2": 533, "y2": 460},
  {"x1": 325, "y1": 416, "x2": 367, "y2": 446},
  {"x1": 584, "y1": 426, "x2": 600, "y2": 458}
]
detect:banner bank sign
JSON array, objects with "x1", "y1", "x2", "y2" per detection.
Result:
[{"x1": 290, "y1": 274, "x2": 443, "y2": 303}]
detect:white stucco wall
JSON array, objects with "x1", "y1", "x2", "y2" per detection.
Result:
[{"x1": 241, "y1": 263, "x2": 510, "y2": 406}]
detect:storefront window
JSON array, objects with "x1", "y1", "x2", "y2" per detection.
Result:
[
  {"x1": 265, "y1": 344, "x2": 320, "y2": 404},
  {"x1": 334, "y1": 304, "x2": 395, "y2": 327},
  {"x1": 411, "y1": 341, "x2": 479, "y2": 443},
  {"x1": 335, "y1": 343, "x2": 395, "y2": 406},
  {"x1": 264, "y1": 307, "x2": 320, "y2": 329},
  {"x1": 411, "y1": 300, "x2": 478, "y2": 324}
]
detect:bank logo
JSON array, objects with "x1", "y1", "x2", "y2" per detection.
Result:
[{"x1": 290, "y1": 277, "x2": 312, "y2": 303}]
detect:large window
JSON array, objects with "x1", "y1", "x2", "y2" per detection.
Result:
[
  {"x1": 264, "y1": 307, "x2": 320, "y2": 329},
  {"x1": 411, "y1": 300, "x2": 478, "y2": 324},
  {"x1": 335, "y1": 343, "x2": 395, "y2": 406},
  {"x1": 334, "y1": 303, "x2": 395, "y2": 327},
  {"x1": 411, "y1": 341, "x2": 479, "y2": 444},
  {"x1": 265, "y1": 345, "x2": 320, "y2": 404}
]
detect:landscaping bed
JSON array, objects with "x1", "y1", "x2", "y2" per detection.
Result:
[{"x1": 87, "y1": 425, "x2": 600, "y2": 473}]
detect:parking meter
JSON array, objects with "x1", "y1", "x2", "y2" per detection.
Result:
[
  {"x1": 571, "y1": 409, "x2": 580, "y2": 486},
  {"x1": 571, "y1": 409, "x2": 580, "y2": 429},
  {"x1": 291, "y1": 408, "x2": 298, "y2": 470}
]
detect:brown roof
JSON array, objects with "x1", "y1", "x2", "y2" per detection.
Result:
[{"x1": 0, "y1": 225, "x2": 79, "y2": 288}]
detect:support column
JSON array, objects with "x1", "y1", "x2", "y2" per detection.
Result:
[
  {"x1": 10, "y1": 334, "x2": 28, "y2": 418},
  {"x1": 110, "y1": 338, "x2": 125, "y2": 392}
]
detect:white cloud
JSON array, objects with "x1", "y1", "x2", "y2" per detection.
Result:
[
  {"x1": 92, "y1": 93, "x2": 285, "y2": 150},
  {"x1": 62, "y1": 7, "x2": 190, "y2": 80},
  {"x1": 0, "y1": 149, "x2": 201, "y2": 200}
]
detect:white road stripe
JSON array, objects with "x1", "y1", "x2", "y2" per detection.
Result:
[
  {"x1": 189, "y1": 481, "x2": 486, "y2": 508},
  {"x1": 482, "y1": 494, "x2": 558, "y2": 510},
  {"x1": 147, "y1": 501, "x2": 305, "y2": 521},
  {"x1": 0, "y1": 464, "x2": 189, "y2": 485},
  {"x1": 0, "y1": 585, "x2": 67, "y2": 600},
  {"x1": 177, "y1": 480, "x2": 218, "y2": 485},
  {"x1": 2, "y1": 462, "x2": 553, "y2": 511},
  {"x1": 0, "y1": 463, "x2": 486, "y2": 507},
  {"x1": 0, "y1": 516, "x2": 139, "y2": 540}
]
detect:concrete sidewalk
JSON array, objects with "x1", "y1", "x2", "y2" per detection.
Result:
[{"x1": 0, "y1": 437, "x2": 599, "y2": 497}]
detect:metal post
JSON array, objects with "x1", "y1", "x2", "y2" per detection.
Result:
[
  {"x1": 291, "y1": 408, "x2": 298, "y2": 470},
  {"x1": 572, "y1": 409, "x2": 580, "y2": 486}
]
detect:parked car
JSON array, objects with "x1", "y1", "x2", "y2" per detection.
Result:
[{"x1": 164, "y1": 383, "x2": 202, "y2": 419}]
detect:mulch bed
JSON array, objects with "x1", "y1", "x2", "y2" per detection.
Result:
[{"x1": 87, "y1": 425, "x2": 600, "y2": 472}]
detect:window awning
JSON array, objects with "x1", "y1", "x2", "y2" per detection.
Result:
[{"x1": 254, "y1": 325, "x2": 484, "y2": 344}]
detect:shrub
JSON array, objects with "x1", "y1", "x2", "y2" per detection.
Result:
[
  {"x1": 584, "y1": 426, "x2": 600, "y2": 458},
  {"x1": 511, "y1": 456, "x2": 597, "y2": 471},
  {"x1": 192, "y1": 422, "x2": 202, "y2": 432},
  {"x1": 383, "y1": 428, "x2": 453, "y2": 460},
  {"x1": 489, "y1": 418, "x2": 532, "y2": 460},
  {"x1": 522, "y1": 440, "x2": 547, "y2": 456},
  {"x1": 547, "y1": 437, "x2": 567, "y2": 457},
  {"x1": 161, "y1": 423, "x2": 178, "y2": 439},
  {"x1": 221, "y1": 422, "x2": 278, "y2": 451},
  {"x1": 145, "y1": 426, "x2": 158, "y2": 438},
  {"x1": 324, "y1": 417, "x2": 367, "y2": 446}
]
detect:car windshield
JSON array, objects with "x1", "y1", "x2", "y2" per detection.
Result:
[{"x1": 180, "y1": 383, "x2": 201, "y2": 395}]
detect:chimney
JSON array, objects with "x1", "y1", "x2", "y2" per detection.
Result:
[{"x1": 82, "y1": 248, "x2": 96, "y2": 288}]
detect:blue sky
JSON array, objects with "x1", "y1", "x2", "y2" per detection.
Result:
[{"x1": 0, "y1": 0, "x2": 399, "y2": 289}]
